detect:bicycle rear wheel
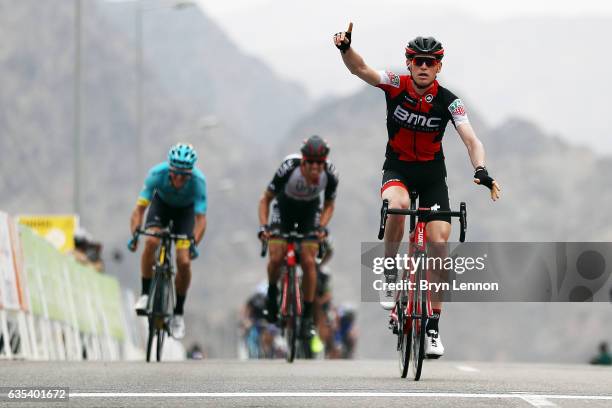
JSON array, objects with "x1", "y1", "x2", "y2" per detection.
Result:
[{"x1": 409, "y1": 265, "x2": 426, "y2": 380}]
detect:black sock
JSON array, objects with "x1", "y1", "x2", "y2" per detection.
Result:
[
  {"x1": 141, "y1": 278, "x2": 152, "y2": 295},
  {"x1": 303, "y1": 301, "x2": 314, "y2": 319},
  {"x1": 174, "y1": 294, "x2": 186, "y2": 315},
  {"x1": 426, "y1": 308, "x2": 441, "y2": 332}
]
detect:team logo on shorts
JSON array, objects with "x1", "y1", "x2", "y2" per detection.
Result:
[
  {"x1": 448, "y1": 99, "x2": 466, "y2": 116},
  {"x1": 425, "y1": 94, "x2": 434, "y2": 103},
  {"x1": 386, "y1": 71, "x2": 400, "y2": 88}
]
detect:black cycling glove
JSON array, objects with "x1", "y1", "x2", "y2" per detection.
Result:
[
  {"x1": 335, "y1": 31, "x2": 351, "y2": 53},
  {"x1": 257, "y1": 225, "x2": 270, "y2": 240},
  {"x1": 189, "y1": 237, "x2": 199, "y2": 260},
  {"x1": 474, "y1": 166, "x2": 494, "y2": 189}
]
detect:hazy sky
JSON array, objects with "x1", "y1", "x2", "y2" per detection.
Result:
[
  {"x1": 193, "y1": 0, "x2": 612, "y2": 153},
  {"x1": 198, "y1": 0, "x2": 612, "y2": 18}
]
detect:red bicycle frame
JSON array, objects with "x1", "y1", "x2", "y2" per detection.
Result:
[{"x1": 280, "y1": 242, "x2": 302, "y2": 317}]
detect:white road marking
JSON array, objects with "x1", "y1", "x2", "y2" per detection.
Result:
[
  {"x1": 520, "y1": 395, "x2": 558, "y2": 407},
  {"x1": 455, "y1": 365, "x2": 480, "y2": 372},
  {"x1": 70, "y1": 392, "x2": 612, "y2": 401}
]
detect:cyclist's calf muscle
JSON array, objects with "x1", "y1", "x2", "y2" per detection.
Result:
[
  {"x1": 267, "y1": 241, "x2": 285, "y2": 282},
  {"x1": 299, "y1": 244, "x2": 318, "y2": 302},
  {"x1": 175, "y1": 249, "x2": 191, "y2": 295},
  {"x1": 141, "y1": 228, "x2": 162, "y2": 279}
]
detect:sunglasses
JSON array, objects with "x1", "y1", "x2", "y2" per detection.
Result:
[
  {"x1": 411, "y1": 57, "x2": 439, "y2": 67},
  {"x1": 304, "y1": 159, "x2": 325, "y2": 165},
  {"x1": 170, "y1": 170, "x2": 192, "y2": 178}
]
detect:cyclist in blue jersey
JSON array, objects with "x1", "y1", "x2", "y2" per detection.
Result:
[{"x1": 128, "y1": 143, "x2": 207, "y2": 339}]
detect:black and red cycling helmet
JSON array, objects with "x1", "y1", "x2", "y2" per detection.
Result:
[
  {"x1": 301, "y1": 135, "x2": 330, "y2": 161},
  {"x1": 405, "y1": 36, "x2": 444, "y2": 60}
]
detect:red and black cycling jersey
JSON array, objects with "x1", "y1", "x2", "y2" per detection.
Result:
[
  {"x1": 376, "y1": 70, "x2": 470, "y2": 162},
  {"x1": 267, "y1": 154, "x2": 339, "y2": 202}
]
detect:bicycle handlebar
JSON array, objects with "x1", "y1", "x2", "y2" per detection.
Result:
[
  {"x1": 132, "y1": 228, "x2": 189, "y2": 241},
  {"x1": 127, "y1": 228, "x2": 192, "y2": 253},
  {"x1": 378, "y1": 199, "x2": 467, "y2": 242},
  {"x1": 259, "y1": 231, "x2": 325, "y2": 258}
]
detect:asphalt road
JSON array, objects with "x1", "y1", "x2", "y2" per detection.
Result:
[{"x1": 1, "y1": 360, "x2": 611, "y2": 407}]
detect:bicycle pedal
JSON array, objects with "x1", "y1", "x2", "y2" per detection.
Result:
[
  {"x1": 135, "y1": 309, "x2": 147, "y2": 316},
  {"x1": 426, "y1": 353, "x2": 442, "y2": 360}
]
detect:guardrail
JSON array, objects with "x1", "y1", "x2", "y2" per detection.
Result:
[{"x1": 0, "y1": 211, "x2": 141, "y2": 361}]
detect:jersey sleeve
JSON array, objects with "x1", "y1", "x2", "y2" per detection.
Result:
[
  {"x1": 137, "y1": 167, "x2": 158, "y2": 207},
  {"x1": 267, "y1": 157, "x2": 297, "y2": 195},
  {"x1": 447, "y1": 97, "x2": 470, "y2": 127},
  {"x1": 324, "y1": 162, "x2": 339, "y2": 201},
  {"x1": 375, "y1": 70, "x2": 402, "y2": 93},
  {"x1": 193, "y1": 175, "x2": 207, "y2": 215}
]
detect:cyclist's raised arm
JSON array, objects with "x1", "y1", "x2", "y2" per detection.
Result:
[{"x1": 333, "y1": 22, "x2": 380, "y2": 86}]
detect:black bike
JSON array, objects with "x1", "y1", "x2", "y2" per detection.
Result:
[
  {"x1": 378, "y1": 191, "x2": 467, "y2": 380},
  {"x1": 129, "y1": 225, "x2": 187, "y2": 362}
]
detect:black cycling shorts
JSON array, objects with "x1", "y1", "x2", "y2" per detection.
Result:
[
  {"x1": 269, "y1": 195, "x2": 320, "y2": 240},
  {"x1": 145, "y1": 193, "x2": 195, "y2": 237},
  {"x1": 381, "y1": 159, "x2": 451, "y2": 223}
]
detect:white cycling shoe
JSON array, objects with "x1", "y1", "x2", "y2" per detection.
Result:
[
  {"x1": 134, "y1": 294, "x2": 148, "y2": 316},
  {"x1": 170, "y1": 315, "x2": 185, "y2": 339},
  {"x1": 379, "y1": 271, "x2": 397, "y2": 310},
  {"x1": 425, "y1": 330, "x2": 444, "y2": 359}
]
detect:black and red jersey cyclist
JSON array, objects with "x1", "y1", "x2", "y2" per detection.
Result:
[
  {"x1": 258, "y1": 135, "x2": 339, "y2": 340},
  {"x1": 334, "y1": 24, "x2": 501, "y2": 358}
]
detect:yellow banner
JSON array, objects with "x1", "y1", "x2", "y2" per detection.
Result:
[{"x1": 17, "y1": 215, "x2": 79, "y2": 253}]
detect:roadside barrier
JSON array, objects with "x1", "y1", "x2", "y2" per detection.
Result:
[{"x1": 0, "y1": 211, "x2": 141, "y2": 360}]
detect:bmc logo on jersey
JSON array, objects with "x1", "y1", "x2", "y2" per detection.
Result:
[
  {"x1": 448, "y1": 99, "x2": 466, "y2": 117},
  {"x1": 393, "y1": 105, "x2": 441, "y2": 128}
]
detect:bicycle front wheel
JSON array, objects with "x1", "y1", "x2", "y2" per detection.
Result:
[
  {"x1": 397, "y1": 299, "x2": 410, "y2": 378},
  {"x1": 410, "y1": 266, "x2": 427, "y2": 380},
  {"x1": 146, "y1": 317, "x2": 155, "y2": 363},
  {"x1": 156, "y1": 328, "x2": 165, "y2": 362},
  {"x1": 284, "y1": 268, "x2": 297, "y2": 363}
]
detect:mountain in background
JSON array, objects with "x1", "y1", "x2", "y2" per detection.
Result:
[
  {"x1": 0, "y1": 0, "x2": 610, "y2": 362},
  {"x1": 0, "y1": 0, "x2": 307, "y2": 356},
  {"x1": 99, "y1": 0, "x2": 311, "y2": 145}
]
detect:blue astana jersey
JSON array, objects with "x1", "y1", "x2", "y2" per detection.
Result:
[{"x1": 137, "y1": 162, "x2": 207, "y2": 214}]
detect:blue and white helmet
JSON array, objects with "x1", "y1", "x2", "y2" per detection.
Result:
[{"x1": 168, "y1": 143, "x2": 198, "y2": 169}]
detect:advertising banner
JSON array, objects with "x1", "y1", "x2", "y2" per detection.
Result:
[{"x1": 17, "y1": 215, "x2": 78, "y2": 253}]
